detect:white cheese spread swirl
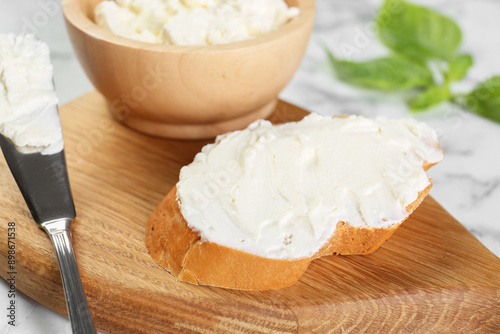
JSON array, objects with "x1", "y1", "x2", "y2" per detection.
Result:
[{"x1": 177, "y1": 114, "x2": 443, "y2": 260}]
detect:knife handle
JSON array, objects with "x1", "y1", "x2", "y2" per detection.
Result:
[{"x1": 42, "y1": 219, "x2": 96, "y2": 334}]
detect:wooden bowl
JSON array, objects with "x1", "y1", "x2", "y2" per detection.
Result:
[{"x1": 62, "y1": 0, "x2": 315, "y2": 139}]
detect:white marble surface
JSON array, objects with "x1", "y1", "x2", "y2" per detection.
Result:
[{"x1": 1, "y1": 0, "x2": 499, "y2": 333}]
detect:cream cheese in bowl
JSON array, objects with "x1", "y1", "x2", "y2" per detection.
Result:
[
  {"x1": 0, "y1": 34, "x2": 63, "y2": 155},
  {"x1": 176, "y1": 114, "x2": 444, "y2": 260},
  {"x1": 95, "y1": 0, "x2": 300, "y2": 45}
]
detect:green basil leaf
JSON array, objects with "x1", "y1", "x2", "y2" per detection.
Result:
[
  {"x1": 326, "y1": 50, "x2": 434, "y2": 91},
  {"x1": 447, "y1": 54, "x2": 473, "y2": 82},
  {"x1": 465, "y1": 76, "x2": 500, "y2": 123},
  {"x1": 376, "y1": 0, "x2": 462, "y2": 61},
  {"x1": 409, "y1": 85, "x2": 450, "y2": 111}
]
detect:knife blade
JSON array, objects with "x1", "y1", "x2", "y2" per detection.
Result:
[{"x1": 0, "y1": 106, "x2": 96, "y2": 334}]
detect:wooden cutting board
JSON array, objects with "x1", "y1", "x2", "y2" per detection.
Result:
[{"x1": 1, "y1": 91, "x2": 499, "y2": 333}]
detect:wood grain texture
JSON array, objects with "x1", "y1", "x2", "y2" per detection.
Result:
[{"x1": 1, "y1": 91, "x2": 500, "y2": 333}]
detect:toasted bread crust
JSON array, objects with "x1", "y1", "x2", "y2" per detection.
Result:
[
  {"x1": 316, "y1": 181, "x2": 431, "y2": 257},
  {"x1": 146, "y1": 180, "x2": 432, "y2": 290},
  {"x1": 146, "y1": 188, "x2": 312, "y2": 290}
]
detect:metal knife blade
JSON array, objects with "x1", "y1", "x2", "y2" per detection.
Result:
[
  {"x1": 0, "y1": 106, "x2": 96, "y2": 334},
  {"x1": 0, "y1": 134, "x2": 75, "y2": 224}
]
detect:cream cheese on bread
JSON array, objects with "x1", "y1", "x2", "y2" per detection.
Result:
[{"x1": 176, "y1": 114, "x2": 443, "y2": 260}]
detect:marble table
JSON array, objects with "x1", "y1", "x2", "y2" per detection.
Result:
[{"x1": 1, "y1": 0, "x2": 499, "y2": 333}]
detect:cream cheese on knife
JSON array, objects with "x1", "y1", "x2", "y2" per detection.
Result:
[{"x1": 0, "y1": 34, "x2": 63, "y2": 155}]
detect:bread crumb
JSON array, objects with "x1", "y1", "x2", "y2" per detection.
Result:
[{"x1": 283, "y1": 234, "x2": 293, "y2": 246}]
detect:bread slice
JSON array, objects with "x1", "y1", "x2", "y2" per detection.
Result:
[
  {"x1": 145, "y1": 111, "x2": 443, "y2": 291},
  {"x1": 145, "y1": 178, "x2": 433, "y2": 291}
]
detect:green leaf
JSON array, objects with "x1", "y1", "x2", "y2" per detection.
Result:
[
  {"x1": 409, "y1": 85, "x2": 450, "y2": 111},
  {"x1": 326, "y1": 50, "x2": 434, "y2": 91},
  {"x1": 464, "y1": 76, "x2": 500, "y2": 123},
  {"x1": 376, "y1": 0, "x2": 462, "y2": 61},
  {"x1": 447, "y1": 54, "x2": 474, "y2": 82}
]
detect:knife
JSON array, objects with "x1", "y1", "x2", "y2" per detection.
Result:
[{"x1": 0, "y1": 106, "x2": 96, "y2": 334}]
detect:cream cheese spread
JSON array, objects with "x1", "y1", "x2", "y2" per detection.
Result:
[
  {"x1": 94, "y1": 0, "x2": 300, "y2": 45},
  {"x1": 176, "y1": 114, "x2": 443, "y2": 260},
  {"x1": 0, "y1": 34, "x2": 63, "y2": 155}
]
